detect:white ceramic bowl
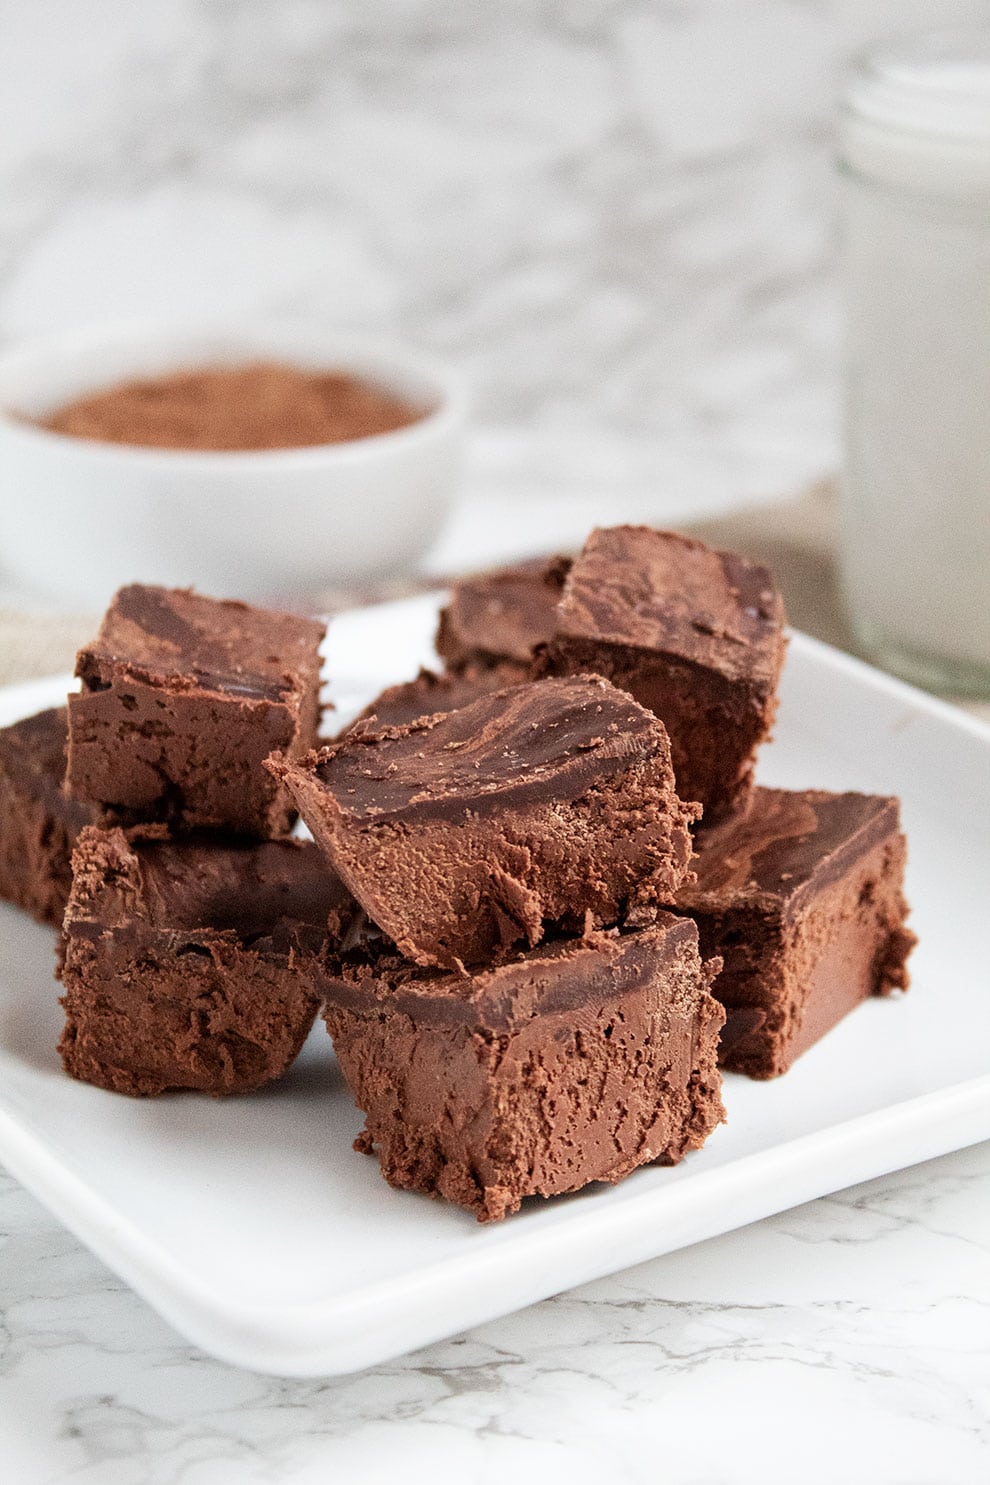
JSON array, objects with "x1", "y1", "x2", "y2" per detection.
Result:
[{"x1": 0, "y1": 322, "x2": 465, "y2": 608}]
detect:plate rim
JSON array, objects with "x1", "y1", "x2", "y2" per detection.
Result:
[
  {"x1": 1, "y1": 1071, "x2": 987, "y2": 1376},
  {"x1": 1, "y1": 612, "x2": 989, "y2": 1375}
]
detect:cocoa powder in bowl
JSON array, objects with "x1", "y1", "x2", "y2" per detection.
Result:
[{"x1": 38, "y1": 362, "x2": 424, "y2": 452}]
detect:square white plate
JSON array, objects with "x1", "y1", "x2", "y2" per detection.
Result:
[{"x1": 1, "y1": 594, "x2": 988, "y2": 1377}]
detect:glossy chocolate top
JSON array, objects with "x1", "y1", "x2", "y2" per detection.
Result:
[
  {"x1": 676, "y1": 787, "x2": 901, "y2": 912},
  {"x1": 437, "y1": 554, "x2": 571, "y2": 667},
  {"x1": 321, "y1": 916, "x2": 698, "y2": 1031},
  {"x1": 349, "y1": 665, "x2": 514, "y2": 734},
  {"x1": 0, "y1": 706, "x2": 95, "y2": 828},
  {"x1": 289, "y1": 674, "x2": 670, "y2": 825},
  {"x1": 66, "y1": 827, "x2": 348, "y2": 942},
  {"x1": 557, "y1": 526, "x2": 785, "y2": 685},
  {"x1": 76, "y1": 585, "x2": 325, "y2": 702}
]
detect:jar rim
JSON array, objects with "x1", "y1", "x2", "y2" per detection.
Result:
[{"x1": 845, "y1": 28, "x2": 990, "y2": 145}]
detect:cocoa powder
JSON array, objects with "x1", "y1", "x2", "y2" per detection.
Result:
[{"x1": 38, "y1": 362, "x2": 424, "y2": 451}]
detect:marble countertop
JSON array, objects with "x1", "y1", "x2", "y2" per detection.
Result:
[
  {"x1": 3, "y1": 480, "x2": 988, "y2": 1483},
  {"x1": 2, "y1": 4, "x2": 989, "y2": 1476},
  {"x1": 2, "y1": 486, "x2": 988, "y2": 1485},
  {"x1": 1, "y1": 1141, "x2": 987, "y2": 1484}
]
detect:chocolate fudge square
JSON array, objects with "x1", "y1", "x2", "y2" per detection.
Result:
[
  {"x1": 66, "y1": 585, "x2": 324, "y2": 836},
  {"x1": 436, "y1": 554, "x2": 571, "y2": 675},
  {"x1": 269, "y1": 674, "x2": 698, "y2": 969},
  {"x1": 345, "y1": 664, "x2": 517, "y2": 735},
  {"x1": 320, "y1": 917, "x2": 725, "y2": 1222},
  {"x1": 60, "y1": 827, "x2": 351, "y2": 1096},
  {"x1": 0, "y1": 707, "x2": 97, "y2": 925},
  {"x1": 541, "y1": 526, "x2": 786, "y2": 822},
  {"x1": 670, "y1": 787, "x2": 916, "y2": 1079}
]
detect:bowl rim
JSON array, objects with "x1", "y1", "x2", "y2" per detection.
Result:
[{"x1": 0, "y1": 319, "x2": 467, "y2": 468}]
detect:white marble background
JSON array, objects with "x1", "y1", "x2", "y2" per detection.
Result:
[
  {"x1": 1, "y1": 0, "x2": 985, "y2": 559},
  {"x1": 1, "y1": 1144, "x2": 988, "y2": 1484},
  {"x1": 2, "y1": 4, "x2": 990, "y2": 1479}
]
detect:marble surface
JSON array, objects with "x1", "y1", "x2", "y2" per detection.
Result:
[
  {"x1": 0, "y1": 0, "x2": 984, "y2": 550},
  {"x1": 0, "y1": 1141, "x2": 987, "y2": 1484},
  {"x1": 2, "y1": 3, "x2": 990, "y2": 1477}
]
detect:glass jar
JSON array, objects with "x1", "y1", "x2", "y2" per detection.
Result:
[{"x1": 839, "y1": 31, "x2": 990, "y2": 696}]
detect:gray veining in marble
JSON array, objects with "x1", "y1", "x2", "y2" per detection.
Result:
[
  {"x1": 1, "y1": 1143, "x2": 988, "y2": 1483},
  {"x1": 1, "y1": 0, "x2": 985, "y2": 527},
  {"x1": 2, "y1": 6, "x2": 990, "y2": 1479}
]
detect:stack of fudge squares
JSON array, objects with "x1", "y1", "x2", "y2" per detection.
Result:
[
  {"x1": 0, "y1": 585, "x2": 345, "y2": 1096},
  {"x1": 0, "y1": 526, "x2": 916, "y2": 1224}
]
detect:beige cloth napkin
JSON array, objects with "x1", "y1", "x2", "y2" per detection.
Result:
[{"x1": 2, "y1": 483, "x2": 987, "y2": 723}]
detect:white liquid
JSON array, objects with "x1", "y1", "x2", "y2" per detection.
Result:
[{"x1": 840, "y1": 38, "x2": 990, "y2": 690}]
